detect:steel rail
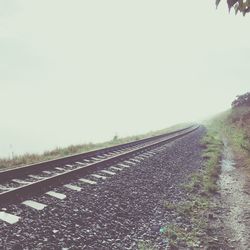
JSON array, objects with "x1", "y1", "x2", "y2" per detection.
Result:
[
  {"x1": 0, "y1": 126, "x2": 193, "y2": 182},
  {"x1": 0, "y1": 125, "x2": 199, "y2": 205}
]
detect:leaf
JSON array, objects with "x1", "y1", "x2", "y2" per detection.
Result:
[
  {"x1": 234, "y1": 3, "x2": 240, "y2": 15},
  {"x1": 227, "y1": 0, "x2": 239, "y2": 11},
  {"x1": 243, "y1": 6, "x2": 250, "y2": 16},
  {"x1": 238, "y1": 0, "x2": 244, "y2": 8},
  {"x1": 238, "y1": 1, "x2": 246, "y2": 12},
  {"x1": 215, "y1": 0, "x2": 221, "y2": 8},
  {"x1": 214, "y1": 0, "x2": 249, "y2": 15}
]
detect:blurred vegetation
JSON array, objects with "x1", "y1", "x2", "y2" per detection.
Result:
[
  {"x1": 207, "y1": 106, "x2": 250, "y2": 157},
  {"x1": 216, "y1": 0, "x2": 250, "y2": 16},
  {"x1": 232, "y1": 92, "x2": 250, "y2": 109}
]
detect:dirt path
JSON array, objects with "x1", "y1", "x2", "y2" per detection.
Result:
[{"x1": 219, "y1": 140, "x2": 250, "y2": 249}]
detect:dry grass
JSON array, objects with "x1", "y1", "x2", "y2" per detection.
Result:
[{"x1": 0, "y1": 123, "x2": 190, "y2": 170}]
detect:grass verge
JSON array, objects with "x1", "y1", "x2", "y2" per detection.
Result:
[
  {"x1": 159, "y1": 126, "x2": 223, "y2": 248},
  {"x1": 213, "y1": 106, "x2": 250, "y2": 189},
  {"x1": 0, "y1": 123, "x2": 190, "y2": 170},
  {"x1": 188, "y1": 129, "x2": 223, "y2": 195}
]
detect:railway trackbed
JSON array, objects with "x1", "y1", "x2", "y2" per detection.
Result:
[{"x1": 0, "y1": 125, "x2": 198, "y2": 225}]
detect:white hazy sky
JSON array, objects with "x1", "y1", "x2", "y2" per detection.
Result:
[{"x1": 0, "y1": 0, "x2": 249, "y2": 157}]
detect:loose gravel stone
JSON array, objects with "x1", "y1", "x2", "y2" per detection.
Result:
[{"x1": 0, "y1": 127, "x2": 205, "y2": 249}]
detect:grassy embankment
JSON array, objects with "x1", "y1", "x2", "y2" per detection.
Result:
[
  {"x1": 0, "y1": 123, "x2": 190, "y2": 170},
  {"x1": 157, "y1": 106, "x2": 250, "y2": 248},
  {"x1": 204, "y1": 106, "x2": 250, "y2": 175},
  {"x1": 218, "y1": 106, "x2": 250, "y2": 164},
  {"x1": 211, "y1": 106, "x2": 250, "y2": 188}
]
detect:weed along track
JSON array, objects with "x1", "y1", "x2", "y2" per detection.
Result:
[
  {"x1": 0, "y1": 126, "x2": 204, "y2": 249},
  {"x1": 0, "y1": 126, "x2": 198, "y2": 206}
]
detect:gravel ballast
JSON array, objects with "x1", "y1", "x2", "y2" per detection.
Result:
[{"x1": 0, "y1": 127, "x2": 205, "y2": 249}]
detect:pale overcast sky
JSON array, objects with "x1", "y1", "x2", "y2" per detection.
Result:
[{"x1": 0, "y1": 0, "x2": 249, "y2": 157}]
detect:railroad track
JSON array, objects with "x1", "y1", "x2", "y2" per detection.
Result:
[{"x1": 0, "y1": 125, "x2": 198, "y2": 224}]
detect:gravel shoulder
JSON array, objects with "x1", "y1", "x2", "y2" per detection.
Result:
[
  {"x1": 215, "y1": 140, "x2": 250, "y2": 250},
  {"x1": 0, "y1": 127, "x2": 205, "y2": 249}
]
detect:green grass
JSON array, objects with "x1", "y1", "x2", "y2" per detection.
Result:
[
  {"x1": 206, "y1": 106, "x2": 250, "y2": 169},
  {"x1": 161, "y1": 197, "x2": 210, "y2": 248},
  {"x1": 184, "y1": 128, "x2": 223, "y2": 195},
  {"x1": 202, "y1": 132, "x2": 223, "y2": 193},
  {"x1": 207, "y1": 107, "x2": 250, "y2": 153},
  {"x1": 0, "y1": 123, "x2": 190, "y2": 170},
  {"x1": 137, "y1": 241, "x2": 156, "y2": 250},
  {"x1": 226, "y1": 107, "x2": 250, "y2": 154},
  {"x1": 160, "y1": 121, "x2": 224, "y2": 248},
  {"x1": 161, "y1": 224, "x2": 201, "y2": 248}
]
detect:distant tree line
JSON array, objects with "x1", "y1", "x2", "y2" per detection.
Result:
[
  {"x1": 232, "y1": 92, "x2": 250, "y2": 108},
  {"x1": 216, "y1": 0, "x2": 250, "y2": 15}
]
